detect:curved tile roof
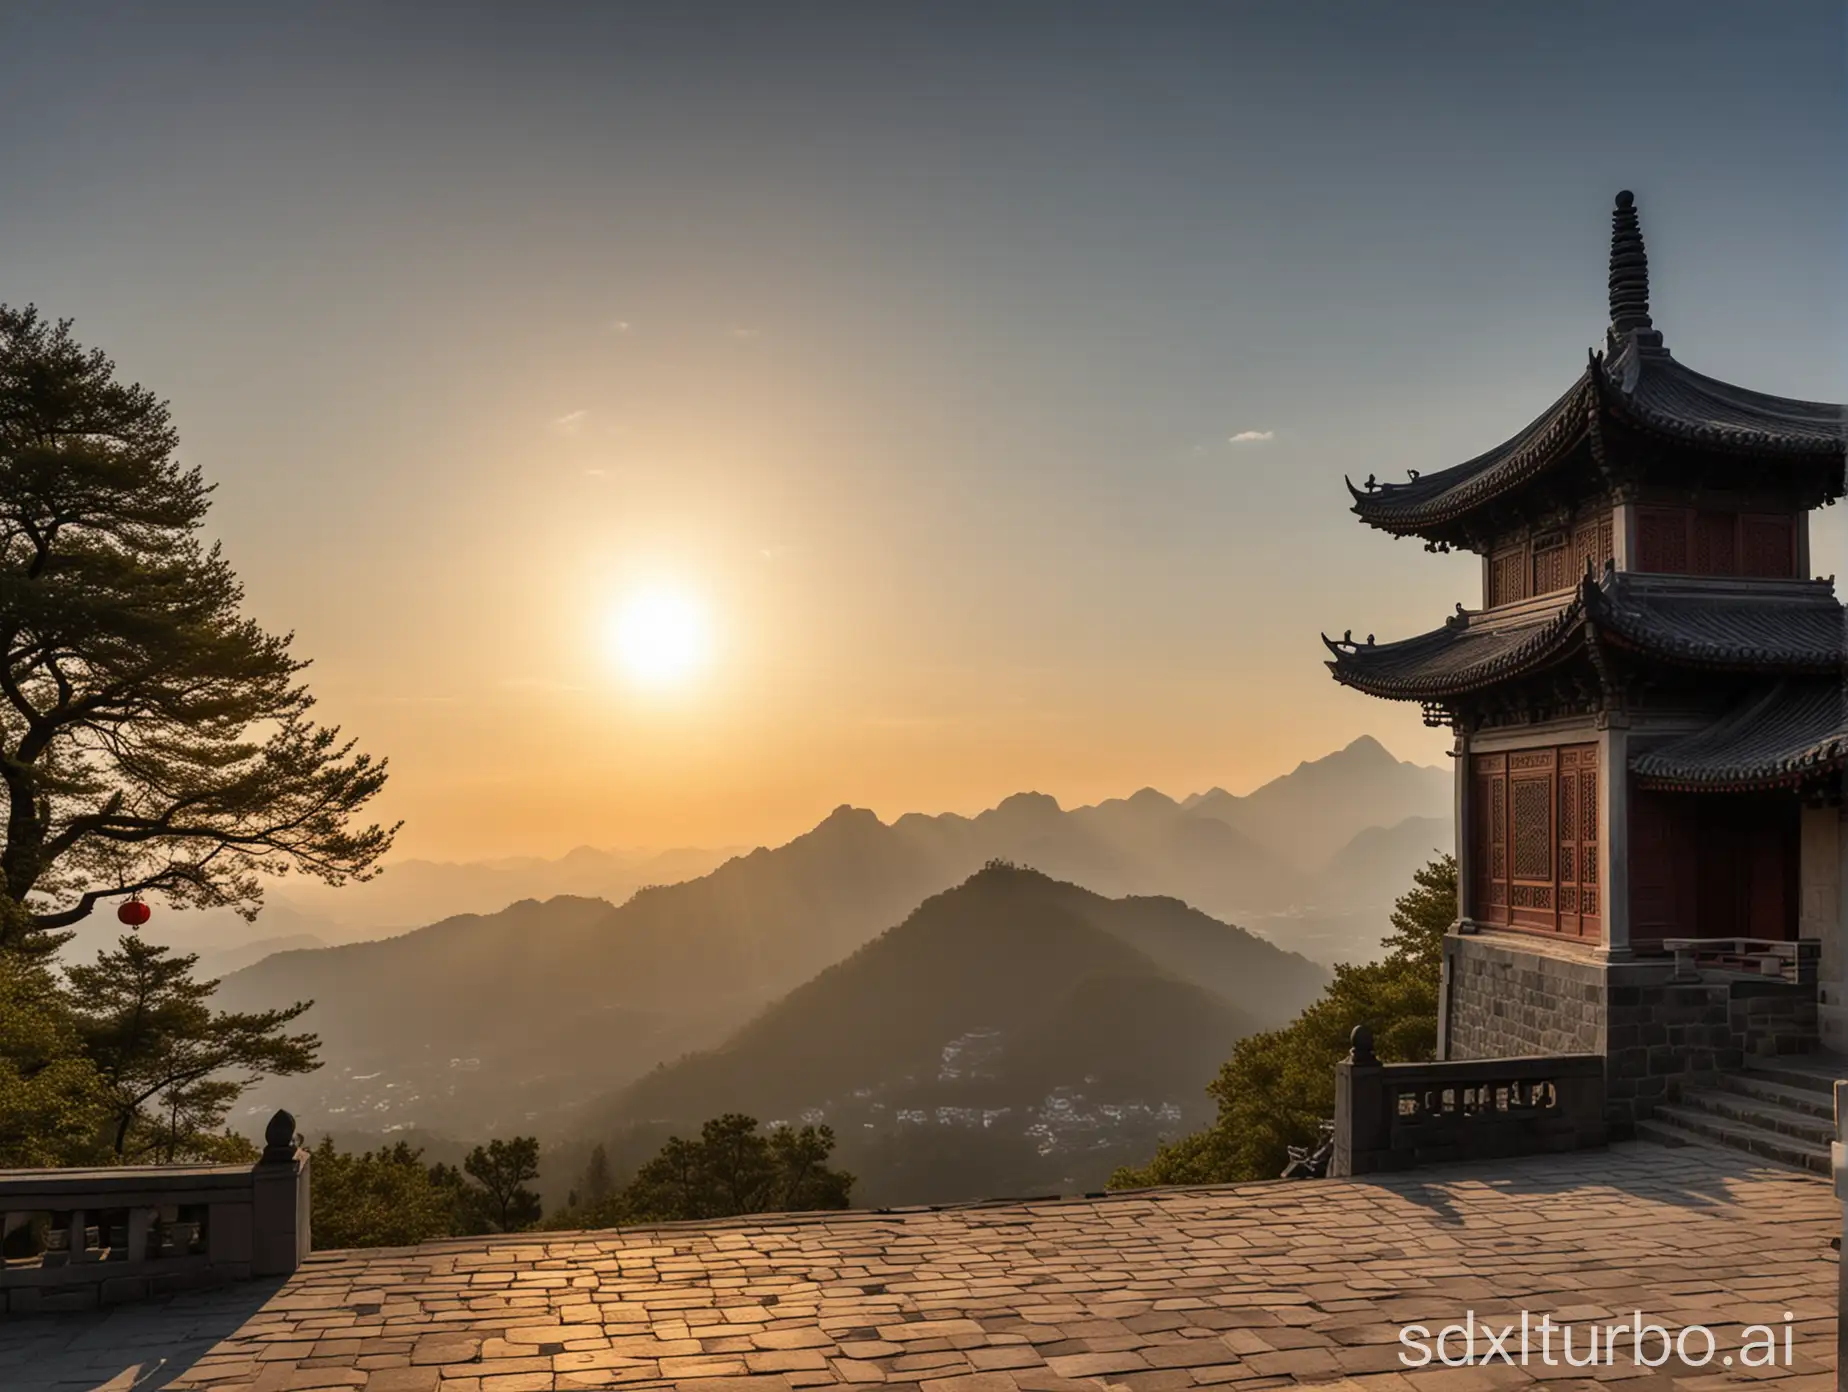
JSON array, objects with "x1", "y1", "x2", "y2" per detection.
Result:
[
  {"x1": 1348, "y1": 192, "x2": 1846, "y2": 538},
  {"x1": 1327, "y1": 574, "x2": 1845, "y2": 701},
  {"x1": 1324, "y1": 593, "x2": 1585, "y2": 700},
  {"x1": 1604, "y1": 338, "x2": 1846, "y2": 457},
  {"x1": 1345, "y1": 374, "x2": 1593, "y2": 531},
  {"x1": 1632, "y1": 681, "x2": 1848, "y2": 791},
  {"x1": 1586, "y1": 576, "x2": 1846, "y2": 671}
]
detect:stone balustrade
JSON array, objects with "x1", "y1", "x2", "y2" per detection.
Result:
[
  {"x1": 1330, "y1": 1027, "x2": 1607, "y2": 1177},
  {"x1": 0, "y1": 1109, "x2": 309, "y2": 1313}
]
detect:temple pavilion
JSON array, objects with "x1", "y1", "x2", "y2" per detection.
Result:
[{"x1": 1326, "y1": 191, "x2": 1847, "y2": 1126}]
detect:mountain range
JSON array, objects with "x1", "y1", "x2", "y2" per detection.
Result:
[
  {"x1": 593, "y1": 865, "x2": 1322, "y2": 1130},
  {"x1": 576, "y1": 866, "x2": 1327, "y2": 1203},
  {"x1": 210, "y1": 735, "x2": 1450, "y2": 1142}
]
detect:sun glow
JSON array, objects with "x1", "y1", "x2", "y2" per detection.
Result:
[{"x1": 606, "y1": 586, "x2": 712, "y2": 689}]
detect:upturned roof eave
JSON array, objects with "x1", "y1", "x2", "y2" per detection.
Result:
[
  {"x1": 1327, "y1": 574, "x2": 1848, "y2": 703},
  {"x1": 1631, "y1": 681, "x2": 1848, "y2": 792},
  {"x1": 1346, "y1": 372, "x2": 1597, "y2": 539},
  {"x1": 1346, "y1": 345, "x2": 1848, "y2": 540},
  {"x1": 1598, "y1": 353, "x2": 1848, "y2": 467}
]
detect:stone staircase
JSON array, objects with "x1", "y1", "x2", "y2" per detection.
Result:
[{"x1": 1635, "y1": 1054, "x2": 1841, "y2": 1176}]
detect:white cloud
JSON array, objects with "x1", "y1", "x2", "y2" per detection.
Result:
[
  {"x1": 1228, "y1": 430, "x2": 1275, "y2": 444},
  {"x1": 549, "y1": 409, "x2": 589, "y2": 436}
]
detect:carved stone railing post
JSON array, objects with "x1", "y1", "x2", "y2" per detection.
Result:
[
  {"x1": 251, "y1": 1109, "x2": 311, "y2": 1277},
  {"x1": 1330, "y1": 1024, "x2": 1383, "y2": 1179}
]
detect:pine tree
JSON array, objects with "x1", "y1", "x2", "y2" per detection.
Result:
[
  {"x1": 0, "y1": 907, "x2": 106, "y2": 1165},
  {"x1": 0, "y1": 306, "x2": 395, "y2": 951},
  {"x1": 463, "y1": 1137, "x2": 543, "y2": 1232},
  {"x1": 65, "y1": 934, "x2": 319, "y2": 1160},
  {"x1": 578, "y1": 1143, "x2": 615, "y2": 1210},
  {"x1": 620, "y1": 1114, "x2": 854, "y2": 1222}
]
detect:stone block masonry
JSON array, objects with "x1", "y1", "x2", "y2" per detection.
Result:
[
  {"x1": 1442, "y1": 929, "x2": 1819, "y2": 1137},
  {"x1": 1442, "y1": 932, "x2": 1604, "y2": 1060}
]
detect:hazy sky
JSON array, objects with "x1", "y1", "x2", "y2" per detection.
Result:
[{"x1": 3, "y1": 3, "x2": 1843, "y2": 858}]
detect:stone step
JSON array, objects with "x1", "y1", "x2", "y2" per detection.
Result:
[
  {"x1": 1643, "y1": 1103, "x2": 1831, "y2": 1176},
  {"x1": 1739, "y1": 1055, "x2": 1844, "y2": 1097},
  {"x1": 1674, "y1": 1087, "x2": 1836, "y2": 1147},
  {"x1": 1710, "y1": 1070, "x2": 1838, "y2": 1121}
]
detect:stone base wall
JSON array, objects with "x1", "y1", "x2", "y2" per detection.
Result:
[
  {"x1": 1800, "y1": 805, "x2": 1847, "y2": 1053},
  {"x1": 1441, "y1": 929, "x2": 1819, "y2": 1140},
  {"x1": 1442, "y1": 932, "x2": 1605, "y2": 1061}
]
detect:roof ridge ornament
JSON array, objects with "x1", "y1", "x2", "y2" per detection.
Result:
[{"x1": 1607, "y1": 190, "x2": 1661, "y2": 348}]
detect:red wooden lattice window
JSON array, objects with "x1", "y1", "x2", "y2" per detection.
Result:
[
  {"x1": 1635, "y1": 506, "x2": 1798, "y2": 578},
  {"x1": 1471, "y1": 743, "x2": 1600, "y2": 939},
  {"x1": 1636, "y1": 508, "x2": 1688, "y2": 572},
  {"x1": 1530, "y1": 536, "x2": 1571, "y2": 596},
  {"x1": 1573, "y1": 515, "x2": 1614, "y2": 580},
  {"x1": 1485, "y1": 511, "x2": 1615, "y2": 609},
  {"x1": 1489, "y1": 547, "x2": 1527, "y2": 607},
  {"x1": 1740, "y1": 514, "x2": 1796, "y2": 577}
]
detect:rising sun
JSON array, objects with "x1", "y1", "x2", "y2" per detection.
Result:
[{"x1": 606, "y1": 586, "x2": 712, "y2": 689}]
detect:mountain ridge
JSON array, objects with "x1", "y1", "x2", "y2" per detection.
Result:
[{"x1": 210, "y1": 737, "x2": 1450, "y2": 1140}]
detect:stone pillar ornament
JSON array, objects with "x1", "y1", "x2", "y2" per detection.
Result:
[
  {"x1": 252, "y1": 1107, "x2": 311, "y2": 1275},
  {"x1": 260, "y1": 1108, "x2": 299, "y2": 1165},
  {"x1": 1346, "y1": 1023, "x2": 1377, "y2": 1067}
]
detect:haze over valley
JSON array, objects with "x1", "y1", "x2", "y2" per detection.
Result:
[{"x1": 201, "y1": 735, "x2": 1447, "y2": 1199}]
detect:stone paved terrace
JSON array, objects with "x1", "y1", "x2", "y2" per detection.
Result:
[{"x1": 1, "y1": 1141, "x2": 1838, "y2": 1392}]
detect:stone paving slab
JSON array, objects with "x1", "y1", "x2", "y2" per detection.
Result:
[{"x1": 0, "y1": 1141, "x2": 1837, "y2": 1391}]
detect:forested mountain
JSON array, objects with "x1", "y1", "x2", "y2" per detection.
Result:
[
  {"x1": 583, "y1": 867, "x2": 1325, "y2": 1203},
  {"x1": 595, "y1": 867, "x2": 1322, "y2": 1126}
]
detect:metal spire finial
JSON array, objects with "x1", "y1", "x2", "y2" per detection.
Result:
[{"x1": 1608, "y1": 190, "x2": 1653, "y2": 337}]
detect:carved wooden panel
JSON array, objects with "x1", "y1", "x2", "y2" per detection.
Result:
[
  {"x1": 1489, "y1": 546, "x2": 1527, "y2": 607},
  {"x1": 1637, "y1": 507, "x2": 1688, "y2": 572},
  {"x1": 1740, "y1": 514, "x2": 1796, "y2": 578},
  {"x1": 1531, "y1": 536, "x2": 1571, "y2": 595},
  {"x1": 1489, "y1": 777, "x2": 1506, "y2": 885},
  {"x1": 1511, "y1": 778, "x2": 1552, "y2": 879},
  {"x1": 1692, "y1": 511, "x2": 1737, "y2": 576},
  {"x1": 1470, "y1": 743, "x2": 1598, "y2": 938},
  {"x1": 1636, "y1": 507, "x2": 1798, "y2": 578},
  {"x1": 1554, "y1": 744, "x2": 1599, "y2": 938},
  {"x1": 1471, "y1": 754, "x2": 1508, "y2": 924}
]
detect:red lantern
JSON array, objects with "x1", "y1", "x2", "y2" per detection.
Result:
[{"x1": 117, "y1": 897, "x2": 151, "y2": 927}]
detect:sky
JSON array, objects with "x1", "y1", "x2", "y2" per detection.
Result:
[{"x1": 2, "y1": 2, "x2": 1843, "y2": 859}]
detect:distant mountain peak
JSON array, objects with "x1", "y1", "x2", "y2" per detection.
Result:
[
  {"x1": 993, "y1": 791, "x2": 1062, "y2": 816},
  {"x1": 1125, "y1": 786, "x2": 1176, "y2": 808},
  {"x1": 966, "y1": 861, "x2": 1056, "y2": 888},
  {"x1": 823, "y1": 803, "x2": 882, "y2": 825}
]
